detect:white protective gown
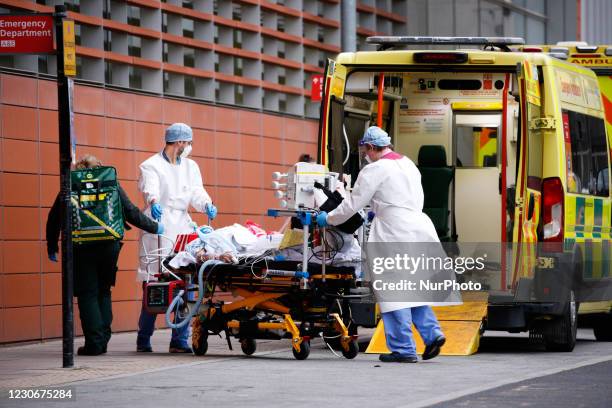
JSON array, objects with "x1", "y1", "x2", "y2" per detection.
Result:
[
  {"x1": 327, "y1": 151, "x2": 440, "y2": 312},
  {"x1": 137, "y1": 152, "x2": 212, "y2": 281}
]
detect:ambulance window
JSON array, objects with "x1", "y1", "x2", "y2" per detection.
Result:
[
  {"x1": 564, "y1": 110, "x2": 609, "y2": 196},
  {"x1": 454, "y1": 113, "x2": 501, "y2": 167},
  {"x1": 455, "y1": 126, "x2": 498, "y2": 167},
  {"x1": 527, "y1": 103, "x2": 543, "y2": 190}
]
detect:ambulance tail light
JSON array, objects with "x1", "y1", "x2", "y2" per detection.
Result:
[
  {"x1": 413, "y1": 52, "x2": 468, "y2": 64},
  {"x1": 542, "y1": 177, "x2": 564, "y2": 244}
]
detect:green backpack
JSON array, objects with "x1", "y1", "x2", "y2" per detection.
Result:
[{"x1": 71, "y1": 166, "x2": 125, "y2": 244}]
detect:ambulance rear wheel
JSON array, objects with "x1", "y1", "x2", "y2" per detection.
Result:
[
  {"x1": 544, "y1": 290, "x2": 577, "y2": 352},
  {"x1": 341, "y1": 339, "x2": 359, "y2": 359},
  {"x1": 240, "y1": 338, "x2": 257, "y2": 355},
  {"x1": 292, "y1": 341, "x2": 310, "y2": 360}
]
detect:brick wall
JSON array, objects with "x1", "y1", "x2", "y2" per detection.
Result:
[{"x1": 0, "y1": 72, "x2": 318, "y2": 344}]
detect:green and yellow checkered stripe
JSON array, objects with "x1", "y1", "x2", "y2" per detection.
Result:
[{"x1": 565, "y1": 195, "x2": 612, "y2": 278}]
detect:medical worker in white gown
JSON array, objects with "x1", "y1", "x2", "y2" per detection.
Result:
[
  {"x1": 136, "y1": 123, "x2": 217, "y2": 353},
  {"x1": 317, "y1": 126, "x2": 446, "y2": 363}
]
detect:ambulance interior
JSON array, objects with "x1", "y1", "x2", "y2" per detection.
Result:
[{"x1": 337, "y1": 71, "x2": 522, "y2": 290}]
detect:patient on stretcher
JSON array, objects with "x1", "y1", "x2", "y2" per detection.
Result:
[{"x1": 194, "y1": 248, "x2": 235, "y2": 264}]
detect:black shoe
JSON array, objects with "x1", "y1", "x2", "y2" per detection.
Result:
[
  {"x1": 422, "y1": 335, "x2": 446, "y2": 361},
  {"x1": 77, "y1": 346, "x2": 105, "y2": 356},
  {"x1": 378, "y1": 352, "x2": 418, "y2": 363},
  {"x1": 169, "y1": 345, "x2": 192, "y2": 354},
  {"x1": 137, "y1": 345, "x2": 153, "y2": 353}
]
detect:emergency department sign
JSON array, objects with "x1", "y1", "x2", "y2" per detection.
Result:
[{"x1": 0, "y1": 14, "x2": 54, "y2": 54}]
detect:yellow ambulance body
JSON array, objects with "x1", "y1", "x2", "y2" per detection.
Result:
[{"x1": 319, "y1": 37, "x2": 612, "y2": 353}]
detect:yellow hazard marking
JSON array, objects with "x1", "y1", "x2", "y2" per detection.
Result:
[
  {"x1": 451, "y1": 102, "x2": 502, "y2": 111},
  {"x1": 71, "y1": 197, "x2": 121, "y2": 239},
  {"x1": 366, "y1": 292, "x2": 488, "y2": 356}
]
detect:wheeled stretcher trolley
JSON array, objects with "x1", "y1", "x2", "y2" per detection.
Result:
[{"x1": 145, "y1": 209, "x2": 370, "y2": 360}]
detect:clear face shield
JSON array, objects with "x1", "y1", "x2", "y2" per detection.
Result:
[{"x1": 359, "y1": 144, "x2": 372, "y2": 169}]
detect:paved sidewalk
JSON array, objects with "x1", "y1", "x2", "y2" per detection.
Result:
[{"x1": 0, "y1": 329, "x2": 292, "y2": 390}]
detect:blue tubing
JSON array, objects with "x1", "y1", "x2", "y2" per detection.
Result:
[{"x1": 165, "y1": 259, "x2": 223, "y2": 329}]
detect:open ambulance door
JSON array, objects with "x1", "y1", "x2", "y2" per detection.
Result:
[
  {"x1": 511, "y1": 61, "x2": 544, "y2": 294},
  {"x1": 318, "y1": 60, "x2": 348, "y2": 173}
]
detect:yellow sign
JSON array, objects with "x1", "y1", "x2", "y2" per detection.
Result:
[
  {"x1": 568, "y1": 57, "x2": 612, "y2": 66},
  {"x1": 62, "y1": 20, "x2": 76, "y2": 77},
  {"x1": 523, "y1": 61, "x2": 541, "y2": 106}
]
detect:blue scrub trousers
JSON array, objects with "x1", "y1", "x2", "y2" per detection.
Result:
[
  {"x1": 137, "y1": 285, "x2": 190, "y2": 349},
  {"x1": 381, "y1": 306, "x2": 443, "y2": 357}
]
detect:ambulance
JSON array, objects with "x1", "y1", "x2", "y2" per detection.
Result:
[
  {"x1": 318, "y1": 37, "x2": 612, "y2": 353},
  {"x1": 515, "y1": 42, "x2": 612, "y2": 344}
]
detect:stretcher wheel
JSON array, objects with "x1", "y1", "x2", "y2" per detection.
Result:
[
  {"x1": 240, "y1": 338, "x2": 257, "y2": 356},
  {"x1": 292, "y1": 340, "x2": 310, "y2": 360},
  {"x1": 341, "y1": 340, "x2": 359, "y2": 359},
  {"x1": 193, "y1": 335, "x2": 208, "y2": 356}
]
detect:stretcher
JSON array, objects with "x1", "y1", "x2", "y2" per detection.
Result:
[{"x1": 145, "y1": 209, "x2": 366, "y2": 360}]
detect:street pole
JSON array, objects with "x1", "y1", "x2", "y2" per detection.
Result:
[
  {"x1": 54, "y1": 4, "x2": 74, "y2": 369},
  {"x1": 341, "y1": 0, "x2": 357, "y2": 53}
]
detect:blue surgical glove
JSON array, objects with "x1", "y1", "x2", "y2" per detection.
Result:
[
  {"x1": 48, "y1": 252, "x2": 58, "y2": 262},
  {"x1": 316, "y1": 211, "x2": 329, "y2": 227},
  {"x1": 156, "y1": 223, "x2": 165, "y2": 235},
  {"x1": 151, "y1": 203, "x2": 163, "y2": 221},
  {"x1": 205, "y1": 203, "x2": 218, "y2": 220},
  {"x1": 367, "y1": 211, "x2": 376, "y2": 222}
]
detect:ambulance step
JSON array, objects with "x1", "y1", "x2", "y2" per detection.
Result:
[{"x1": 365, "y1": 291, "x2": 488, "y2": 356}]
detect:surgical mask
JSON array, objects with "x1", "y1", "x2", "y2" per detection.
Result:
[
  {"x1": 365, "y1": 155, "x2": 372, "y2": 164},
  {"x1": 180, "y1": 144, "x2": 192, "y2": 159}
]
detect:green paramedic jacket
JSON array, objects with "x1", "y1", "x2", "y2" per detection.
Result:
[{"x1": 46, "y1": 184, "x2": 159, "y2": 257}]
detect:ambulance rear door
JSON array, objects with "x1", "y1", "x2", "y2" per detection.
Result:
[
  {"x1": 511, "y1": 60, "x2": 544, "y2": 291},
  {"x1": 318, "y1": 59, "x2": 348, "y2": 172}
]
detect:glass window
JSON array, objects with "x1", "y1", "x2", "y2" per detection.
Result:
[
  {"x1": 183, "y1": 18, "x2": 194, "y2": 38},
  {"x1": 163, "y1": 71, "x2": 170, "y2": 93},
  {"x1": 75, "y1": 24, "x2": 81, "y2": 46},
  {"x1": 233, "y1": 30, "x2": 242, "y2": 48},
  {"x1": 527, "y1": 102, "x2": 543, "y2": 188},
  {"x1": 185, "y1": 76, "x2": 195, "y2": 97},
  {"x1": 526, "y1": 0, "x2": 545, "y2": 14},
  {"x1": 564, "y1": 110, "x2": 609, "y2": 196},
  {"x1": 526, "y1": 17, "x2": 545, "y2": 43},
  {"x1": 103, "y1": 0, "x2": 111, "y2": 19},
  {"x1": 454, "y1": 0, "x2": 479, "y2": 37},
  {"x1": 234, "y1": 57, "x2": 242, "y2": 76},
  {"x1": 429, "y1": 0, "x2": 455, "y2": 36},
  {"x1": 235, "y1": 85, "x2": 243, "y2": 105},
  {"x1": 128, "y1": 35, "x2": 141, "y2": 58},
  {"x1": 129, "y1": 66, "x2": 142, "y2": 89},
  {"x1": 128, "y1": 6, "x2": 141, "y2": 26},
  {"x1": 65, "y1": 1, "x2": 80, "y2": 13},
  {"x1": 184, "y1": 47, "x2": 195, "y2": 67},
  {"x1": 512, "y1": 11, "x2": 525, "y2": 39},
  {"x1": 104, "y1": 30, "x2": 112, "y2": 52},
  {"x1": 105, "y1": 61, "x2": 112, "y2": 84},
  {"x1": 456, "y1": 127, "x2": 499, "y2": 167},
  {"x1": 480, "y1": 2, "x2": 503, "y2": 36},
  {"x1": 38, "y1": 55, "x2": 48, "y2": 74}
]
